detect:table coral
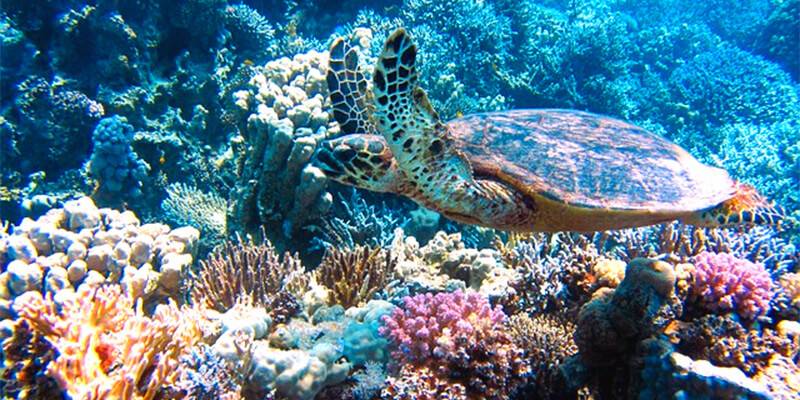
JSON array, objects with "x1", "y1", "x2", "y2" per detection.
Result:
[
  {"x1": 688, "y1": 251, "x2": 774, "y2": 320},
  {"x1": 380, "y1": 290, "x2": 529, "y2": 399}
]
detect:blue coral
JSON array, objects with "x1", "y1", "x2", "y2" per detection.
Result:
[
  {"x1": 88, "y1": 116, "x2": 149, "y2": 197},
  {"x1": 668, "y1": 45, "x2": 800, "y2": 131}
]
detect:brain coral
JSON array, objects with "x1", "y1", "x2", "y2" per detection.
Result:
[{"x1": 688, "y1": 251, "x2": 774, "y2": 320}]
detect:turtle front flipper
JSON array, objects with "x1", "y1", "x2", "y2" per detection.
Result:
[
  {"x1": 327, "y1": 36, "x2": 376, "y2": 135},
  {"x1": 314, "y1": 134, "x2": 412, "y2": 195},
  {"x1": 682, "y1": 183, "x2": 786, "y2": 228},
  {"x1": 372, "y1": 29, "x2": 475, "y2": 208}
]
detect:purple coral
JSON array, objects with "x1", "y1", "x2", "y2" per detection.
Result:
[
  {"x1": 689, "y1": 251, "x2": 774, "y2": 320},
  {"x1": 379, "y1": 290, "x2": 506, "y2": 363}
]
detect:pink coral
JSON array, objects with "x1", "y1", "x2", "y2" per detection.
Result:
[
  {"x1": 379, "y1": 291, "x2": 528, "y2": 399},
  {"x1": 689, "y1": 251, "x2": 774, "y2": 320},
  {"x1": 379, "y1": 290, "x2": 505, "y2": 363}
]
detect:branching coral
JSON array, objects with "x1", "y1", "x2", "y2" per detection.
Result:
[
  {"x1": 311, "y1": 189, "x2": 409, "y2": 250},
  {"x1": 380, "y1": 290, "x2": 529, "y2": 399},
  {"x1": 508, "y1": 313, "x2": 577, "y2": 398},
  {"x1": 687, "y1": 251, "x2": 774, "y2": 320},
  {"x1": 668, "y1": 45, "x2": 799, "y2": 137},
  {"x1": 14, "y1": 284, "x2": 209, "y2": 399},
  {"x1": 190, "y1": 234, "x2": 308, "y2": 312},
  {"x1": 316, "y1": 245, "x2": 393, "y2": 308}
]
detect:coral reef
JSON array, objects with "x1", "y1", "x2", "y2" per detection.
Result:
[{"x1": 1, "y1": 0, "x2": 798, "y2": 398}]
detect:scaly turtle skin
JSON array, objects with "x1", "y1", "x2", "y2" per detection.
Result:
[{"x1": 315, "y1": 29, "x2": 784, "y2": 232}]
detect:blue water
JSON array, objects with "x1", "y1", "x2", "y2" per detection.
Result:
[{"x1": 0, "y1": 1, "x2": 798, "y2": 399}]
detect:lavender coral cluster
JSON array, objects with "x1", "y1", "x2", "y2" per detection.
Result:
[
  {"x1": 379, "y1": 290, "x2": 529, "y2": 399},
  {"x1": 688, "y1": 251, "x2": 774, "y2": 320}
]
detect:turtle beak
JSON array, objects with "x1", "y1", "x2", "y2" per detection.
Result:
[{"x1": 313, "y1": 141, "x2": 347, "y2": 178}]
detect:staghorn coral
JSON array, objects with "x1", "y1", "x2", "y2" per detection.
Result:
[
  {"x1": 190, "y1": 234, "x2": 308, "y2": 312},
  {"x1": 379, "y1": 290, "x2": 529, "y2": 399},
  {"x1": 688, "y1": 251, "x2": 774, "y2": 320},
  {"x1": 316, "y1": 245, "x2": 393, "y2": 309},
  {"x1": 508, "y1": 313, "x2": 577, "y2": 398},
  {"x1": 311, "y1": 189, "x2": 409, "y2": 251},
  {"x1": 502, "y1": 232, "x2": 598, "y2": 315},
  {"x1": 14, "y1": 284, "x2": 210, "y2": 400},
  {"x1": 176, "y1": 343, "x2": 244, "y2": 400}
]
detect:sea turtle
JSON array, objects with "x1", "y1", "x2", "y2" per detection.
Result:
[{"x1": 314, "y1": 28, "x2": 784, "y2": 232}]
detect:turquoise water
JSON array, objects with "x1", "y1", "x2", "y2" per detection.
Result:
[{"x1": 0, "y1": 1, "x2": 798, "y2": 399}]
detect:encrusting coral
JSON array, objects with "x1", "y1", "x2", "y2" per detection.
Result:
[
  {"x1": 190, "y1": 233, "x2": 308, "y2": 311},
  {"x1": 669, "y1": 314, "x2": 797, "y2": 376},
  {"x1": 315, "y1": 245, "x2": 393, "y2": 308},
  {"x1": 13, "y1": 284, "x2": 211, "y2": 399}
]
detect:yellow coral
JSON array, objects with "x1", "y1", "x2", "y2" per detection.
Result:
[
  {"x1": 16, "y1": 284, "x2": 209, "y2": 400},
  {"x1": 591, "y1": 258, "x2": 627, "y2": 288}
]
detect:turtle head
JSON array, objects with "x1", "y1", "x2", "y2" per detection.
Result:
[{"x1": 314, "y1": 134, "x2": 402, "y2": 194}]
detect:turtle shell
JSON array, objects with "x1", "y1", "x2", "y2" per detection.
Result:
[{"x1": 448, "y1": 109, "x2": 735, "y2": 211}]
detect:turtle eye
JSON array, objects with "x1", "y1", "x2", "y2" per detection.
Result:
[{"x1": 333, "y1": 145, "x2": 357, "y2": 162}]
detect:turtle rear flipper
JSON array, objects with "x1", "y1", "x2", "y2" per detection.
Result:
[
  {"x1": 682, "y1": 183, "x2": 785, "y2": 227},
  {"x1": 327, "y1": 37, "x2": 376, "y2": 135}
]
